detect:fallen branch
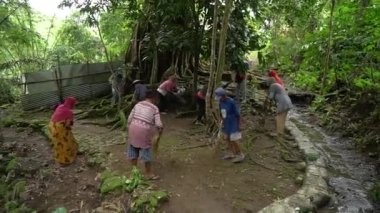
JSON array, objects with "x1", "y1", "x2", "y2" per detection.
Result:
[
  {"x1": 280, "y1": 150, "x2": 303, "y2": 163},
  {"x1": 78, "y1": 121, "x2": 109, "y2": 127},
  {"x1": 246, "y1": 154, "x2": 278, "y2": 171},
  {"x1": 255, "y1": 145, "x2": 276, "y2": 152},
  {"x1": 175, "y1": 143, "x2": 208, "y2": 150}
]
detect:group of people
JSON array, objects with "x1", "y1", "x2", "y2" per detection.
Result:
[{"x1": 48, "y1": 69, "x2": 292, "y2": 180}]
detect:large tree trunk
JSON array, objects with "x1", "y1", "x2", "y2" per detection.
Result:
[
  {"x1": 205, "y1": 0, "x2": 219, "y2": 131},
  {"x1": 206, "y1": 0, "x2": 234, "y2": 133},
  {"x1": 215, "y1": 0, "x2": 233, "y2": 84}
]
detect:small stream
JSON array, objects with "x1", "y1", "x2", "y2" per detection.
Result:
[{"x1": 290, "y1": 109, "x2": 379, "y2": 213}]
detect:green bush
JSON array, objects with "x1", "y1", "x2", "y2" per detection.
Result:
[{"x1": 0, "y1": 78, "x2": 19, "y2": 104}]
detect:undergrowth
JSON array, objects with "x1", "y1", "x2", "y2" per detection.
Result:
[
  {"x1": 310, "y1": 92, "x2": 380, "y2": 155},
  {"x1": 0, "y1": 156, "x2": 35, "y2": 212},
  {"x1": 100, "y1": 167, "x2": 169, "y2": 212},
  {"x1": 369, "y1": 182, "x2": 380, "y2": 202}
]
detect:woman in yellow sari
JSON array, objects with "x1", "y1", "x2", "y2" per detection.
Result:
[{"x1": 48, "y1": 97, "x2": 78, "y2": 165}]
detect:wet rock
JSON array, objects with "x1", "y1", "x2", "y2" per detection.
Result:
[
  {"x1": 296, "y1": 162, "x2": 307, "y2": 172},
  {"x1": 295, "y1": 175, "x2": 304, "y2": 185},
  {"x1": 329, "y1": 177, "x2": 374, "y2": 213},
  {"x1": 310, "y1": 192, "x2": 331, "y2": 208},
  {"x1": 306, "y1": 153, "x2": 319, "y2": 162},
  {"x1": 368, "y1": 152, "x2": 377, "y2": 158},
  {"x1": 260, "y1": 121, "x2": 331, "y2": 213}
]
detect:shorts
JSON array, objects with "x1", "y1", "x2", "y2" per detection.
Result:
[
  {"x1": 223, "y1": 132, "x2": 242, "y2": 141},
  {"x1": 127, "y1": 144, "x2": 151, "y2": 162}
]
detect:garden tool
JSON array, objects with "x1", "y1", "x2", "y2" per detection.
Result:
[
  {"x1": 152, "y1": 130, "x2": 163, "y2": 157},
  {"x1": 212, "y1": 121, "x2": 224, "y2": 156}
]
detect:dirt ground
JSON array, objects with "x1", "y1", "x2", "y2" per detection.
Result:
[{"x1": 0, "y1": 103, "x2": 303, "y2": 212}]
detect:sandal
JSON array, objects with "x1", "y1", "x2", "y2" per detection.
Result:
[
  {"x1": 146, "y1": 174, "x2": 160, "y2": 180},
  {"x1": 232, "y1": 154, "x2": 245, "y2": 163},
  {"x1": 222, "y1": 154, "x2": 235, "y2": 160}
]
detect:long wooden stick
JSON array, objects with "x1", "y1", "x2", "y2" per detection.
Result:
[{"x1": 153, "y1": 131, "x2": 162, "y2": 156}]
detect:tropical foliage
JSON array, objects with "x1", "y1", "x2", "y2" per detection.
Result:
[
  {"x1": 259, "y1": 0, "x2": 380, "y2": 152},
  {"x1": 1, "y1": 0, "x2": 380, "y2": 151}
]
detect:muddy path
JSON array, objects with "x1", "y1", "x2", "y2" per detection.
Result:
[
  {"x1": 1, "y1": 107, "x2": 304, "y2": 212},
  {"x1": 100, "y1": 113, "x2": 303, "y2": 212}
]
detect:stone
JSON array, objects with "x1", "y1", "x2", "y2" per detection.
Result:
[
  {"x1": 368, "y1": 152, "x2": 377, "y2": 158},
  {"x1": 296, "y1": 162, "x2": 307, "y2": 172},
  {"x1": 295, "y1": 175, "x2": 304, "y2": 185},
  {"x1": 94, "y1": 207, "x2": 104, "y2": 213},
  {"x1": 306, "y1": 153, "x2": 319, "y2": 162},
  {"x1": 310, "y1": 192, "x2": 331, "y2": 208}
]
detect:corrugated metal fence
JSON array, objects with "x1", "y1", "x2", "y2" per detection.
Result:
[{"x1": 21, "y1": 62, "x2": 122, "y2": 110}]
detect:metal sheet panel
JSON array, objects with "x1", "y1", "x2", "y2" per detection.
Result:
[
  {"x1": 24, "y1": 70, "x2": 54, "y2": 83},
  {"x1": 27, "y1": 81, "x2": 59, "y2": 94},
  {"x1": 21, "y1": 91, "x2": 60, "y2": 110},
  {"x1": 21, "y1": 62, "x2": 119, "y2": 110}
]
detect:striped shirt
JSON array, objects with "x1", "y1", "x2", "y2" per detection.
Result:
[{"x1": 128, "y1": 101, "x2": 163, "y2": 129}]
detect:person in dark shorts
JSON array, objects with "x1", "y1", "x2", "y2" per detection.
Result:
[
  {"x1": 126, "y1": 90, "x2": 163, "y2": 179},
  {"x1": 215, "y1": 87, "x2": 245, "y2": 163}
]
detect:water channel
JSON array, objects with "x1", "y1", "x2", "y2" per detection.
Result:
[{"x1": 290, "y1": 109, "x2": 379, "y2": 213}]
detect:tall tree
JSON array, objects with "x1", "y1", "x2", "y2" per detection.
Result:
[{"x1": 206, "y1": 0, "x2": 234, "y2": 132}]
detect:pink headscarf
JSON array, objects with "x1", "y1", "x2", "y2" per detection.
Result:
[
  {"x1": 51, "y1": 97, "x2": 77, "y2": 124},
  {"x1": 268, "y1": 70, "x2": 284, "y2": 88}
]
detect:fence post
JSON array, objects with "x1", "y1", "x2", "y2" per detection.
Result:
[
  {"x1": 86, "y1": 61, "x2": 93, "y2": 98},
  {"x1": 54, "y1": 55, "x2": 63, "y2": 103}
]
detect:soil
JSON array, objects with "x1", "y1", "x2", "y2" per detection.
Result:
[{"x1": 0, "y1": 103, "x2": 303, "y2": 212}]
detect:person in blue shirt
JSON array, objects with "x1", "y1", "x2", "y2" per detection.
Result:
[{"x1": 215, "y1": 87, "x2": 245, "y2": 163}]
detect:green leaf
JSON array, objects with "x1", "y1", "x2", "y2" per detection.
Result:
[{"x1": 52, "y1": 207, "x2": 68, "y2": 213}]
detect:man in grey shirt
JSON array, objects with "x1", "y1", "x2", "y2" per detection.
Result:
[
  {"x1": 132, "y1": 80, "x2": 147, "y2": 103},
  {"x1": 109, "y1": 71, "x2": 125, "y2": 107},
  {"x1": 266, "y1": 77, "x2": 292, "y2": 137}
]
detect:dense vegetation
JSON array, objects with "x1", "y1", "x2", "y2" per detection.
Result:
[
  {"x1": 1, "y1": 1, "x2": 379, "y2": 149},
  {"x1": 260, "y1": 0, "x2": 380, "y2": 153}
]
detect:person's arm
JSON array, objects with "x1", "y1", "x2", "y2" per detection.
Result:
[
  {"x1": 264, "y1": 85, "x2": 275, "y2": 109},
  {"x1": 268, "y1": 85, "x2": 275, "y2": 100},
  {"x1": 65, "y1": 119, "x2": 73, "y2": 129},
  {"x1": 232, "y1": 102, "x2": 241, "y2": 130},
  {"x1": 127, "y1": 107, "x2": 136, "y2": 127},
  {"x1": 108, "y1": 74, "x2": 113, "y2": 84},
  {"x1": 171, "y1": 83, "x2": 178, "y2": 93},
  {"x1": 65, "y1": 111, "x2": 74, "y2": 128},
  {"x1": 219, "y1": 103, "x2": 224, "y2": 127},
  {"x1": 154, "y1": 109, "x2": 164, "y2": 133}
]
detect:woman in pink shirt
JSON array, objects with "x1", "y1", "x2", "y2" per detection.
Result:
[
  {"x1": 157, "y1": 75, "x2": 178, "y2": 112},
  {"x1": 127, "y1": 90, "x2": 163, "y2": 179},
  {"x1": 194, "y1": 86, "x2": 207, "y2": 124}
]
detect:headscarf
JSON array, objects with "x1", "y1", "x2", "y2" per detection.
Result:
[
  {"x1": 51, "y1": 97, "x2": 77, "y2": 124},
  {"x1": 268, "y1": 70, "x2": 284, "y2": 87}
]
